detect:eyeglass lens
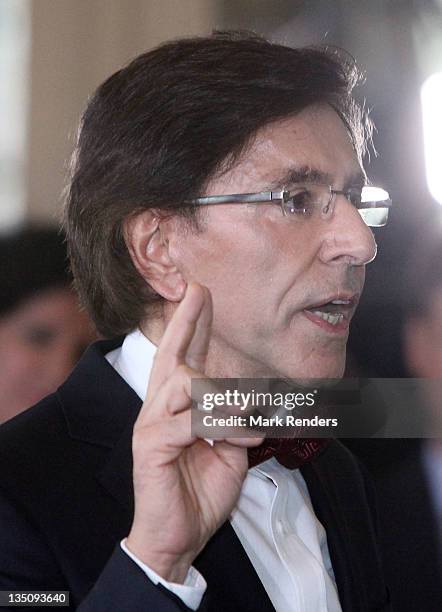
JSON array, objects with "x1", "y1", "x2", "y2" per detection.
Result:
[{"x1": 282, "y1": 185, "x2": 390, "y2": 227}]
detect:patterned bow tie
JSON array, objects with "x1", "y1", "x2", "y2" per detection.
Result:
[{"x1": 248, "y1": 438, "x2": 330, "y2": 469}]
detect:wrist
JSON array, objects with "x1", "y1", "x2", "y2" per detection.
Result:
[{"x1": 125, "y1": 535, "x2": 193, "y2": 584}]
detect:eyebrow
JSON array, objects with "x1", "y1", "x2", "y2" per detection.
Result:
[{"x1": 269, "y1": 165, "x2": 367, "y2": 190}]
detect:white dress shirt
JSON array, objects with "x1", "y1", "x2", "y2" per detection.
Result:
[{"x1": 106, "y1": 329, "x2": 342, "y2": 612}]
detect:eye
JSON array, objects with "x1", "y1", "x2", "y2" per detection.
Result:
[
  {"x1": 22, "y1": 325, "x2": 57, "y2": 348},
  {"x1": 283, "y1": 188, "x2": 315, "y2": 217}
]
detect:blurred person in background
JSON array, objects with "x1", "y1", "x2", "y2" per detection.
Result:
[
  {"x1": 0, "y1": 225, "x2": 97, "y2": 423},
  {"x1": 346, "y1": 221, "x2": 442, "y2": 611}
]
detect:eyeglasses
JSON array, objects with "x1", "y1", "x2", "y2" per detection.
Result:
[{"x1": 191, "y1": 184, "x2": 392, "y2": 227}]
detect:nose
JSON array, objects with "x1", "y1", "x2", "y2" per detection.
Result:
[{"x1": 318, "y1": 194, "x2": 377, "y2": 266}]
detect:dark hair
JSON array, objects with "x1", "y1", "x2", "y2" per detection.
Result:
[
  {"x1": 65, "y1": 30, "x2": 372, "y2": 338},
  {"x1": 0, "y1": 225, "x2": 71, "y2": 317}
]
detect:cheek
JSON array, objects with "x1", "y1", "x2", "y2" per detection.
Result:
[
  {"x1": 0, "y1": 325, "x2": 29, "y2": 374},
  {"x1": 199, "y1": 234, "x2": 280, "y2": 315},
  {"x1": 175, "y1": 217, "x2": 320, "y2": 334},
  {"x1": 0, "y1": 322, "x2": 51, "y2": 389},
  {"x1": 0, "y1": 343, "x2": 41, "y2": 415},
  {"x1": 176, "y1": 222, "x2": 267, "y2": 286}
]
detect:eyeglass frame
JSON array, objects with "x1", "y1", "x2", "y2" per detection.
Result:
[{"x1": 189, "y1": 184, "x2": 392, "y2": 227}]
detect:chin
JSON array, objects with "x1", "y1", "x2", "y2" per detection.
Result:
[
  {"x1": 322, "y1": 359, "x2": 345, "y2": 378},
  {"x1": 313, "y1": 361, "x2": 345, "y2": 380},
  {"x1": 281, "y1": 355, "x2": 346, "y2": 382}
]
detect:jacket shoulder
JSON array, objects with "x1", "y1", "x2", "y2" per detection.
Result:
[{"x1": 0, "y1": 392, "x2": 106, "y2": 509}]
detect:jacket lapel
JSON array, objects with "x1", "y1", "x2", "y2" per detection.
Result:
[{"x1": 58, "y1": 338, "x2": 142, "y2": 514}]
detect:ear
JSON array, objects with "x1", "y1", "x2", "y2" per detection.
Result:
[{"x1": 123, "y1": 210, "x2": 187, "y2": 302}]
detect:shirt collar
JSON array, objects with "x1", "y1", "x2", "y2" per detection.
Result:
[{"x1": 105, "y1": 328, "x2": 157, "y2": 401}]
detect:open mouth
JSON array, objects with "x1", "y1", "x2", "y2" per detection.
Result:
[{"x1": 302, "y1": 296, "x2": 358, "y2": 331}]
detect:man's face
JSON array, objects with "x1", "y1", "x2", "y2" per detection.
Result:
[{"x1": 168, "y1": 104, "x2": 377, "y2": 379}]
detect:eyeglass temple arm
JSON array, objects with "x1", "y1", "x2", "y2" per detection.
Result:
[
  {"x1": 192, "y1": 190, "x2": 392, "y2": 209},
  {"x1": 190, "y1": 190, "x2": 286, "y2": 205}
]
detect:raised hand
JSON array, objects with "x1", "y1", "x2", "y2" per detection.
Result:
[{"x1": 126, "y1": 283, "x2": 263, "y2": 583}]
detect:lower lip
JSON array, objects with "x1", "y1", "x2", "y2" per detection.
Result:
[{"x1": 302, "y1": 310, "x2": 350, "y2": 335}]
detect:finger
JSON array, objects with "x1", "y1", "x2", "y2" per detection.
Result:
[
  {"x1": 191, "y1": 403, "x2": 266, "y2": 444},
  {"x1": 137, "y1": 364, "x2": 220, "y2": 427},
  {"x1": 137, "y1": 365, "x2": 193, "y2": 428},
  {"x1": 185, "y1": 286, "x2": 213, "y2": 372},
  {"x1": 223, "y1": 436, "x2": 265, "y2": 447},
  {"x1": 133, "y1": 410, "x2": 197, "y2": 471},
  {"x1": 134, "y1": 415, "x2": 263, "y2": 475},
  {"x1": 147, "y1": 283, "x2": 206, "y2": 401},
  {"x1": 210, "y1": 438, "x2": 264, "y2": 470}
]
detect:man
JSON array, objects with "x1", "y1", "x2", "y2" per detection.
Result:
[{"x1": 0, "y1": 32, "x2": 391, "y2": 610}]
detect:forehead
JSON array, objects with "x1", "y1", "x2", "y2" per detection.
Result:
[{"x1": 210, "y1": 104, "x2": 364, "y2": 193}]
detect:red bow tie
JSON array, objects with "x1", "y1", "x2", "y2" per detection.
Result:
[{"x1": 248, "y1": 438, "x2": 330, "y2": 470}]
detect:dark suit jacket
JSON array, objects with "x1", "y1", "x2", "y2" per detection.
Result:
[
  {"x1": 344, "y1": 439, "x2": 442, "y2": 612},
  {"x1": 0, "y1": 339, "x2": 389, "y2": 611}
]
